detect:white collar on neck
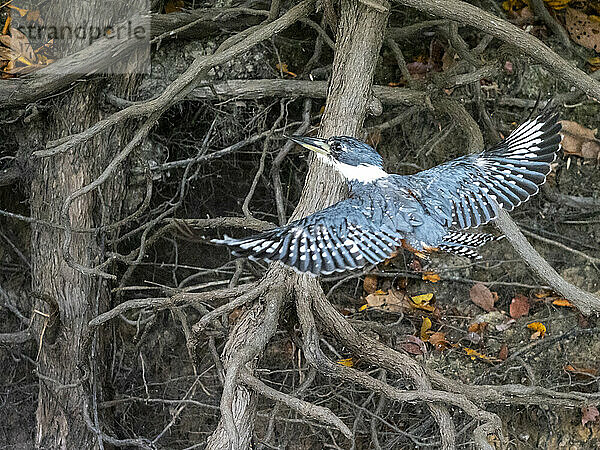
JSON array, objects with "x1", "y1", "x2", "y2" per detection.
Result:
[{"x1": 315, "y1": 153, "x2": 388, "y2": 182}]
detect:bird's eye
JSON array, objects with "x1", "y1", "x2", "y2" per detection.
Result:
[{"x1": 329, "y1": 141, "x2": 341, "y2": 156}]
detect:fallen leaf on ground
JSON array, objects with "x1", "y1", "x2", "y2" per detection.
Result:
[
  {"x1": 429, "y1": 332, "x2": 450, "y2": 351},
  {"x1": 363, "y1": 289, "x2": 408, "y2": 313},
  {"x1": 470, "y1": 283, "x2": 496, "y2": 312},
  {"x1": 582, "y1": 406, "x2": 600, "y2": 426},
  {"x1": 409, "y1": 259, "x2": 422, "y2": 272},
  {"x1": 468, "y1": 321, "x2": 488, "y2": 334},
  {"x1": 544, "y1": 0, "x2": 572, "y2": 10},
  {"x1": 502, "y1": 0, "x2": 526, "y2": 12},
  {"x1": 337, "y1": 357, "x2": 354, "y2": 367},
  {"x1": 534, "y1": 289, "x2": 555, "y2": 299},
  {"x1": 6, "y1": 4, "x2": 28, "y2": 16},
  {"x1": 410, "y1": 292, "x2": 435, "y2": 312},
  {"x1": 399, "y1": 335, "x2": 427, "y2": 355},
  {"x1": 0, "y1": 27, "x2": 36, "y2": 63},
  {"x1": 503, "y1": 0, "x2": 534, "y2": 22},
  {"x1": 566, "y1": 8, "x2": 600, "y2": 53},
  {"x1": 422, "y1": 271, "x2": 440, "y2": 283},
  {"x1": 527, "y1": 322, "x2": 546, "y2": 339},
  {"x1": 407, "y1": 60, "x2": 433, "y2": 79},
  {"x1": 463, "y1": 347, "x2": 500, "y2": 363},
  {"x1": 498, "y1": 344, "x2": 509, "y2": 360},
  {"x1": 560, "y1": 120, "x2": 600, "y2": 162},
  {"x1": 589, "y1": 56, "x2": 600, "y2": 72},
  {"x1": 363, "y1": 274, "x2": 378, "y2": 294},
  {"x1": 2, "y1": 16, "x2": 10, "y2": 35},
  {"x1": 510, "y1": 294, "x2": 530, "y2": 319},
  {"x1": 275, "y1": 62, "x2": 297, "y2": 77},
  {"x1": 565, "y1": 364, "x2": 598, "y2": 378},
  {"x1": 552, "y1": 298, "x2": 574, "y2": 307},
  {"x1": 366, "y1": 129, "x2": 381, "y2": 148},
  {"x1": 420, "y1": 317, "x2": 432, "y2": 341}
]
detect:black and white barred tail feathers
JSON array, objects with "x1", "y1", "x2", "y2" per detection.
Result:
[
  {"x1": 211, "y1": 199, "x2": 406, "y2": 276},
  {"x1": 438, "y1": 231, "x2": 503, "y2": 259},
  {"x1": 408, "y1": 112, "x2": 561, "y2": 229}
]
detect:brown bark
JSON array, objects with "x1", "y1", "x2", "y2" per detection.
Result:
[{"x1": 28, "y1": 2, "x2": 144, "y2": 448}]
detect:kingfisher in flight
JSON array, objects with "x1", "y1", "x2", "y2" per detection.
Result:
[{"x1": 213, "y1": 112, "x2": 561, "y2": 276}]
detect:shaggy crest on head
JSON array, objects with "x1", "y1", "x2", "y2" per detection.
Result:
[{"x1": 213, "y1": 112, "x2": 562, "y2": 276}]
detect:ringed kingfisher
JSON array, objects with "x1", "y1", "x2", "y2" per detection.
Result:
[{"x1": 213, "y1": 112, "x2": 561, "y2": 276}]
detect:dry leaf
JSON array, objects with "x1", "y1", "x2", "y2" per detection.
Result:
[
  {"x1": 363, "y1": 274, "x2": 378, "y2": 294},
  {"x1": 275, "y1": 62, "x2": 297, "y2": 77},
  {"x1": 510, "y1": 294, "x2": 530, "y2": 319},
  {"x1": 470, "y1": 283, "x2": 496, "y2": 312},
  {"x1": 502, "y1": 0, "x2": 526, "y2": 12},
  {"x1": 409, "y1": 259, "x2": 422, "y2": 272},
  {"x1": 582, "y1": 406, "x2": 600, "y2": 426},
  {"x1": 561, "y1": 120, "x2": 597, "y2": 141},
  {"x1": 422, "y1": 271, "x2": 440, "y2": 283},
  {"x1": 441, "y1": 50, "x2": 457, "y2": 71},
  {"x1": 420, "y1": 317, "x2": 432, "y2": 341},
  {"x1": 534, "y1": 289, "x2": 555, "y2": 299},
  {"x1": 399, "y1": 335, "x2": 427, "y2": 355},
  {"x1": 429, "y1": 332, "x2": 450, "y2": 351},
  {"x1": 337, "y1": 357, "x2": 354, "y2": 367},
  {"x1": 228, "y1": 307, "x2": 243, "y2": 324},
  {"x1": 0, "y1": 28, "x2": 36, "y2": 63},
  {"x1": 464, "y1": 347, "x2": 500, "y2": 363},
  {"x1": 2, "y1": 15, "x2": 11, "y2": 35},
  {"x1": 410, "y1": 292, "x2": 435, "y2": 312},
  {"x1": 565, "y1": 8, "x2": 600, "y2": 53},
  {"x1": 560, "y1": 120, "x2": 600, "y2": 162},
  {"x1": 412, "y1": 293, "x2": 433, "y2": 304},
  {"x1": 552, "y1": 298, "x2": 573, "y2": 307},
  {"x1": 366, "y1": 129, "x2": 381, "y2": 148},
  {"x1": 527, "y1": 322, "x2": 546, "y2": 339},
  {"x1": 498, "y1": 344, "x2": 509, "y2": 361},
  {"x1": 565, "y1": 364, "x2": 598, "y2": 378},
  {"x1": 364, "y1": 289, "x2": 408, "y2": 313},
  {"x1": 6, "y1": 4, "x2": 28, "y2": 17},
  {"x1": 589, "y1": 56, "x2": 600, "y2": 71},
  {"x1": 406, "y1": 60, "x2": 433, "y2": 79},
  {"x1": 468, "y1": 321, "x2": 488, "y2": 334},
  {"x1": 544, "y1": 0, "x2": 572, "y2": 10}
]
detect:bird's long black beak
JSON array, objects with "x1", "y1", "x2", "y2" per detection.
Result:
[{"x1": 285, "y1": 135, "x2": 331, "y2": 156}]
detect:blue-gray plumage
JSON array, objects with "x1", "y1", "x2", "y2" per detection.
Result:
[{"x1": 213, "y1": 112, "x2": 562, "y2": 275}]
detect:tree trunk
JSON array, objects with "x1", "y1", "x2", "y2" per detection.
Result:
[
  {"x1": 206, "y1": 0, "x2": 390, "y2": 447},
  {"x1": 28, "y1": 2, "x2": 144, "y2": 448}
]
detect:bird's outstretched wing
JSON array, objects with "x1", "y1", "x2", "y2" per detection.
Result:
[
  {"x1": 406, "y1": 112, "x2": 561, "y2": 229},
  {"x1": 212, "y1": 196, "x2": 418, "y2": 276}
]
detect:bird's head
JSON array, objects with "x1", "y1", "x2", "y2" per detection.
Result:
[{"x1": 287, "y1": 135, "x2": 388, "y2": 183}]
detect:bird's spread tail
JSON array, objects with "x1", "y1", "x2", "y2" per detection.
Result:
[
  {"x1": 438, "y1": 231, "x2": 503, "y2": 259},
  {"x1": 475, "y1": 111, "x2": 561, "y2": 213}
]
